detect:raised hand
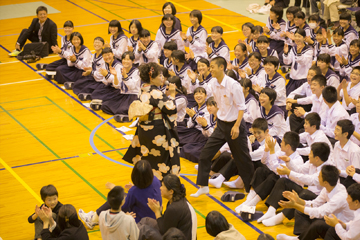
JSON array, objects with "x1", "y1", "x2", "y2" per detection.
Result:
[
  {"x1": 69, "y1": 54, "x2": 76, "y2": 62},
  {"x1": 187, "y1": 69, "x2": 197, "y2": 82},
  {"x1": 121, "y1": 67, "x2": 128, "y2": 78}
]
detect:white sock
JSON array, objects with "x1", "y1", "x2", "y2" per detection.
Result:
[
  {"x1": 276, "y1": 234, "x2": 299, "y2": 240},
  {"x1": 257, "y1": 206, "x2": 276, "y2": 223},
  {"x1": 235, "y1": 190, "x2": 257, "y2": 213},
  {"x1": 246, "y1": 194, "x2": 261, "y2": 207},
  {"x1": 194, "y1": 164, "x2": 198, "y2": 171},
  {"x1": 208, "y1": 174, "x2": 225, "y2": 188},
  {"x1": 190, "y1": 186, "x2": 209, "y2": 197},
  {"x1": 263, "y1": 212, "x2": 286, "y2": 227},
  {"x1": 129, "y1": 118, "x2": 138, "y2": 128},
  {"x1": 91, "y1": 212, "x2": 99, "y2": 224},
  {"x1": 223, "y1": 176, "x2": 244, "y2": 189}
]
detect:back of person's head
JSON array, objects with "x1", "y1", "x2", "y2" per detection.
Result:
[
  {"x1": 190, "y1": 9, "x2": 203, "y2": 24},
  {"x1": 333, "y1": 27, "x2": 344, "y2": 37},
  {"x1": 305, "y1": 112, "x2": 321, "y2": 130},
  {"x1": 283, "y1": 131, "x2": 300, "y2": 152},
  {"x1": 260, "y1": 87, "x2": 277, "y2": 105},
  {"x1": 36, "y1": 6, "x2": 48, "y2": 14},
  {"x1": 164, "y1": 41, "x2": 178, "y2": 51},
  {"x1": 311, "y1": 74, "x2": 327, "y2": 87},
  {"x1": 340, "y1": 12, "x2": 352, "y2": 22},
  {"x1": 139, "y1": 29, "x2": 151, "y2": 38},
  {"x1": 252, "y1": 118, "x2": 269, "y2": 132},
  {"x1": 162, "y1": 227, "x2": 186, "y2": 240},
  {"x1": 206, "y1": 211, "x2": 230, "y2": 237},
  {"x1": 107, "y1": 186, "x2": 125, "y2": 210},
  {"x1": 63, "y1": 20, "x2": 74, "y2": 28},
  {"x1": 337, "y1": 119, "x2": 355, "y2": 139},
  {"x1": 322, "y1": 86, "x2": 338, "y2": 104},
  {"x1": 317, "y1": 53, "x2": 331, "y2": 64},
  {"x1": 139, "y1": 62, "x2": 161, "y2": 83},
  {"x1": 258, "y1": 233, "x2": 275, "y2": 240},
  {"x1": 40, "y1": 184, "x2": 58, "y2": 201},
  {"x1": 57, "y1": 204, "x2": 81, "y2": 231},
  {"x1": 294, "y1": 11, "x2": 305, "y2": 19},
  {"x1": 131, "y1": 160, "x2": 154, "y2": 189},
  {"x1": 311, "y1": 142, "x2": 330, "y2": 162},
  {"x1": 321, "y1": 165, "x2": 339, "y2": 186},
  {"x1": 211, "y1": 57, "x2": 227, "y2": 72},
  {"x1": 161, "y1": 66, "x2": 171, "y2": 79},
  {"x1": 263, "y1": 56, "x2": 280, "y2": 69},
  {"x1": 240, "y1": 78, "x2": 258, "y2": 100},
  {"x1": 171, "y1": 50, "x2": 186, "y2": 63},
  {"x1": 225, "y1": 70, "x2": 238, "y2": 81},
  {"x1": 206, "y1": 96, "x2": 217, "y2": 107},
  {"x1": 121, "y1": 51, "x2": 135, "y2": 61},
  {"x1": 257, "y1": 35, "x2": 270, "y2": 44},
  {"x1": 163, "y1": 174, "x2": 186, "y2": 202},
  {"x1": 309, "y1": 65, "x2": 322, "y2": 75},
  {"x1": 286, "y1": 6, "x2": 300, "y2": 15},
  {"x1": 270, "y1": 6, "x2": 283, "y2": 21},
  {"x1": 168, "y1": 76, "x2": 187, "y2": 95},
  {"x1": 347, "y1": 183, "x2": 360, "y2": 202}
]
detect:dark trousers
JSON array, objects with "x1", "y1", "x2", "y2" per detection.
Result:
[
  {"x1": 211, "y1": 152, "x2": 232, "y2": 174},
  {"x1": 265, "y1": 178, "x2": 317, "y2": 219},
  {"x1": 250, "y1": 166, "x2": 280, "y2": 200},
  {"x1": 17, "y1": 28, "x2": 39, "y2": 50},
  {"x1": 46, "y1": 58, "x2": 67, "y2": 71},
  {"x1": 286, "y1": 78, "x2": 307, "y2": 96},
  {"x1": 196, "y1": 119, "x2": 253, "y2": 192},
  {"x1": 295, "y1": 0, "x2": 310, "y2": 8},
  {"x1": 96, "y1": 201, "x2": 110, "y2": 216},
  {"x1": 356, "y1": 10, "x2": 360, "y2": 29},
  {"x1": 294, "y1": 213, "x2": 331, "y2": 240},
  {"x1": 340, "y1": 169, "x2": 360, "y2": 188},
  {"x1": 324, "y1": 227, "x2": 341, "y2": 240}
]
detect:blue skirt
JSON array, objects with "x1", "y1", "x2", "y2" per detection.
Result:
[
  {"x1": 73, "y1": 76, "x2": 103, "y2": 95},
  {"x1": 54, "y1": 65, "x2": 84, "y2": 84},
  {"x1": 91, "y1": 84, "x2": 120, "y2": 101},
  {"x1": 102, "y1": 94, "x2": 138, "y2": 115}
]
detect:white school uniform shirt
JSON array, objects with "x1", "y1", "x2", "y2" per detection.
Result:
[
  {"x1": 297, "y1": 130, "x2": 333, "y2": 156},
  {"x1": 251, "y1": 138, "x2": 280, "y2": 161},
  {"x1": 284, "y1": 21, "x2": 297, "y2": 47},
  {"x1": 155, "y1": 26, "x2": 185, "y2": 57},
  {"x1": 244, "y1": 93, "x2": 260, "y2": 125},
  {"x1": 332, "y1": 140, "x2": 360, "y2": 178},
  {"x1": 208, "y1": 40, "x2": 230, "y2": 63},
  {"x1": 59, "y1": 35, "x2": 72, "y2": 58},
  {"x1": 163, "y1": 58, "x2": 173, "y2": 70},
  {"x1": 335, "y1": 208, "x2": 360, "y2": 240},
  {"x1": 209, "y1": 75, "x2": 246, "y2": 122},
  {"x1": 134, "y1": 40, "x2": 159, "y2": 65},
  {"x1": 262, "y1": 151, "x2": 303, "y2": 179},
  {"x1": 304, "y1": 182, "x2": 354, "y2": 222},
  {"x1": 249, "y1": 66, "x2": 266, "y2": 87},
  {"x1": 320, "y1": 40, "x2": 348, "y2": 73},
  {"x1": 320, "y1": 101, "x2": 350, "y2": 138},
  {"x1": 189, "y1": 73, "x2": 214, "y2": 98},
  {"x1": 231, "y1": 57, "x2": 249, "y2": 79},
  {"x1": 90, "y1": 53, "x2": 106, "y2": 82},
  {"x1": 64, "y1": 45, "x2": 92, "y2": 70},
  {"x1": 287, "y1": 161, "x2": 327, "y2": 195},
  {"x1": 114, "y1": 67, "x2": 141, "y2": 95},
  {"x1": 266, "y1": 17, "x2": 286, "y2": 42},
  {"x1": 301, "y1": 94, "x2": 327, "y2": 120},
  {"x1": 264, "y1": 72, "x2": 286, "y2": 107},
  {"x1": 288, "y1": 82, "x2": 312, "y2": 99},
  {"x1": 350, "y1": 113, "x2": 360, "y2": 146},
  {"x1": 172, "y1": 63, "x2": 192, "y2": 93},
  {"x1": 184, "y1": 25, "x2": 207, "y2": 59},
  {"x1": 340, "y1": 54, "x2": 360, "y2": 79},
  {"x1": 259, "y1": 105, "x2": 288, "y2": 139},
  {"x1": 342, "y1": 25, "x2": 359, "y2": 48},
  {"x1": 128, "y1": 36, "x2": 138, "y2": 65},
  {"x1": 283, "y1": 45, "x2": 313, "y2": 80},
  {"x1": 187, "y1": 102, "x2": 211, "y2": 132},
  {"x1": 339, "y1": 81, "x2": 360, "y2": 110},
  {"x1": 311, "y1": 40, "x2": 326, "y2": 61},
  {"x1": 324, "y1": 68, "x2": 340, "y2": 89},
  {"x1": 258, "y1": 48, "x2": 279, "y2": 64},
  {"x1": 105, "y1": 60, "x2": 122, "y2": 86},
  {"x1": 175, "y1": 94, "x2": 187, "y2": 122},
  {"x1": 110, "y1": 33, "x2": 128, "y2": 60}
]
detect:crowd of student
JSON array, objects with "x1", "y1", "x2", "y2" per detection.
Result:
[{"x1": 16, "y1": 2, "x2": 360, "y2": 240}]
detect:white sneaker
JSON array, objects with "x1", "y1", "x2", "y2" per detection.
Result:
[{"x1": 78, "y1": 209, "x2": 95, "y2": 229}]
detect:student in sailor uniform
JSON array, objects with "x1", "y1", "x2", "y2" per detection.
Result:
[
  {"x1": 134, "y1": 29, "x2": 159, "y2": 65},
  {"x1": 181, "y1": 10, "x2": 208, "y2": 61},
  {"x1": 240, "y1": 22, "x2": 255, "y2": 46},
  {"x1": 165, "y1": 76, "x2": 188, "y2": 126},
  {"x1": 90, "y1": 47, "x2": 123, "y2": 102},
  {"x1": 294, "y1": 11, "x2": 312, "y2": 38},
  {"x1": 240, "y1": 78, "x2": 260, "y2": 134},
  {"x1": 339, "y1": 12, "x2": 359, "y2": 48},
  {"x1": 349, "y1": 98, "x2": 360, "y2": 146},
  {"x1": 337, "y1": 66, "x2": 360, "y2": 115},
  {"x1": 259, "y1": 88, "x2": 289, "y2": 141},
  {"x1": 304, "y1": 14, "x2": 326, "y2": 47},
  {"x1": 181, "y1": 96, "x2": 218, "y2": 163},
  {"x1": 188, "y1": 58, "x2": 214, "y2": 101},
  {"x1": 239, "y1": 52, "x2": 266, "y2": 88},
  {"x1": 161, "y1": 2, "x2": 182, "y2": 32},
  {"x1": 155, "y1": 14, "x2": 185, "y2": 59},
  {"x1": 317, "y1": 53, "x2": 340, "y2": 88},
  {"x1": 283, "y1": 28, "x2": 313, "y2": 95},
  {"x1": 105, "y1": 20, "x2": 128, "y2": 62},
  {"x1": 42, "y1": 21, "x2": 74, "y2": 76},
  {"x1": 206, "y1": 26, "x2": 230, "y2": 62},
  {"x1": 160, "y1": 41, "x2": 177, "y2": 70},
  {"x1": 310, "y1": 27, "x2": 327, "y2": 61},
  {"x1": 101, "y1": 51, "x2": 140, "y2": 116},
  {"x1": 255, "y1": 36, "x2": 279, "y2": 64},
  {"x1": 230, "y1": 43, "x2": 249, "y2": 79},
  {"x1": 128, "y1": 19, "x2": 143, "y2": 66},
  {"x1": 248, "y1": 26, "x2": 263, "y2": 53},
  {"x1": 72, "y1": 37, "x2": 105, "y2": 98},
  {"x1": 54, "y1": 32, "x2": 91, "y2": 85},
  {"x1": 338, "y1": 39, "x2": 360, "y2": 81},
  {"x1": 320, "y1": 28, "x2": 348, "y2": 75},
  {"x1": 159, "y1": 67, "x2": 170, "y2": 93}
]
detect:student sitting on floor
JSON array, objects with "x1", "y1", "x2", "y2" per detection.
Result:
[
  {"x1": 161, "y1": 41, "x2": 177, "y2": 70},
  {"x1": 134, "y1": 29, "x2": 159, "y2": 65},
  {"x1": 206, "y1": 211, "x2": 246, "y2": 240},
  {"x1": 127, "y1": 19, "x2": 143, "y2": 57},
  {"x1": 230, "y1": 43, "x2": 249, "y2": 79},
  {"x1": 317, "y1": 53, "x2": 340, "y2": 88},
  {"x1": 255, "y1": 36, "x2": 279, "y2": 63},
  {"x1": 188, "y1": 58, "x2": 213, "y2": 100},
  {"x1": 239, "y1": 52, "x2": 266, "y2": 88},
  {"x1": 207, "y1": 26, "x2": 230, "y2": 62},
  {"x1": 240, "y1": 78, "x2": 260, "y2": 134},
  {"x1": 349, "y1": 97, "x2": 360, "y2": 146},
  {"x1": 248, "y1": 26, "x2": 264, "y2": 53},
  {"x1": 105, "y1": 20, "x2": 128, "y2": 61},
  {"x1": 339, "y1": 12, "x2": 359, "y2": 48},
  {"x1": 276, "y1": 165, "x2": 354, "y2": 240},
  {"x1": 337, "y1": 39, "x2": 360, "y2": 81},
  {"x1": 337, "y1": 66, "x2": 360, "y2": 115}
]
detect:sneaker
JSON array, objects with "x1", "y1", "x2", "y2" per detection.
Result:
[
  {"x1": 36, "y1": 63, "x2": 48, "y2": 70},
  {"x1": 78, "y1": 209, "x2": 95, "y2": 229},
  {"x1": 64, "y1": 82, "x2": 74, "y2": 90},
  {"x1": 9, "y1": 50, "x2": 21, "y2": 57}
]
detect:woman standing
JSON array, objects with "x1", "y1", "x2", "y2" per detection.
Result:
[{"x1": 123, "y1": 62, "x2": 180, "y2": 180}]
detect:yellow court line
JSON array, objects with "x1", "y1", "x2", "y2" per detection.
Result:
[
  {"x1": 169, "y1": 0, "x2": 242, "y2": 32},
  {"x1": 0, "y1": 157, "x2": 43, "y2": 204}
]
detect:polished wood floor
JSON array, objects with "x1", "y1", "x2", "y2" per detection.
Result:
[{"x1": 0, "y1": 0, "x2": 294, "y2": 239}]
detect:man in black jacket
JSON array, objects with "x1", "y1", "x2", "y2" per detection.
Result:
[{"x1": 10, "y1": 6, "x2": 58, "y2": 56}]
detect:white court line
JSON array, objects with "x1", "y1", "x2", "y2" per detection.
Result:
[{"x1": 0, "y1": 78, "x2": 44, "y2": 86}]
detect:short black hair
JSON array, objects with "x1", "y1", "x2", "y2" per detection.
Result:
[
  {"x1": 321, "y1": 165, "x2": 339, "y2": 187},
  {"x1": 225, "y1": 70, "x2": 238, "y2": 81},
  {"x1": 257, "y1": 35, "x2": 270, "y2": 44},
  {"x1": 108, "y1": 20, "x2": 123, "y2": 34},
  {"x1": 63, "y1": 20, "x2": 74, "y2": 28},
  {"x1": 252, "y1": 118, "x2": 269, "y2": 132},
  {"x1": 337, "y1": 119, "x2": 355, "y2": 139},
  {"x1": 206, "y1": 96, "x2": 217, "y2": 107},
  {"x1": 309, "y1": 14, "x2": 320, "y2": 22},
  {"x1": 40, "y1": 185, "x2": 58, "y2": 201},
  {"x1": 314, "y1": 27, "x2": 323, "y2": 35},
  {"x1": 190, "y1": 9, "x2": 202, "y2": 24},
  {"x1": 311, "y1": 74, "x2": 327, "y2": 87},
  {"x1": 164, "y1": 41, "x2": 178, "y2": 51},
  {"x1": 36, "y1": 6, "x2": 48, "y2": 14},
  {"x1": 311, "y1": 142, "x2": 330, "y2": 162},
  {"x1": 107, "y1": 186, "x2": 125, "y2": 210},
  {"x1": 350, "y1": 39, "x2": 360, "y2": 48},
  {"x1": 171, "y1": 50, "x2": 186, "y2": 63},
  {"x1": 340, "y1": 12, "x2": 352, "y2": 22},
  {"x1": 94, "y1": 36, "x2": 104, "y2": 44},
  {"x1": 248, "y1": 52, "x2": 262, "y2": 62},
  {"x1": 322, "y1": 86, "x2": 338, "y2": 104},
  {"x1": 131, "y1": 160, "x2": 154, "y2": 189},
  {"x1": 263, "y1": 56, "x2": 280, "y2": 69},
  {"x1": 211, "y1": 26, "x2": 223, "y2": 34},
  {"x1": 286, "y1": 6, "x2": 300, "y2": 15},
  {"x1": 102, "y1": 47, "x2": 113, "y2": 55},
  {"x1": 347, "y1": 183, "x2": 360, "y2": 202},
  {"x1": 211, "y1": 57, "x2": 227, "y2": 72},
  {"x1": 206, "y1": 211, "x2": 230, "y2": 237},
  {"x1": 162, "y1": 2, "x2": 177, "y2": 15},
  {"x1": 270, "y1": 6, "x2": 284, "y2": 21},
  {"x1": 194, "y1": 86, "x2": 207, "y2": 95},
  {"x1": 252, "y1": 25, "x2": 263, "y2": 34},
  {"x1": 234, "y1": 43, "x2": 247, "y2": 52},
  {"x1": 260, "y1": 87, "x2": 277, "y2": 105},
  {"x1": 198, "y1": 57, "x2": 210, "y2": 67},
  {"x1": 242, "y1": 22, "x2": 255, "y2": 31},
  {"x1": 309, "y1": 65, "x2": 322, "y2": 76},
  {"x1": 162, "y1": 14, "x2": 176, "y2": 28},
  {"x1": 163, "y1": 227, "x2": 186, "y2": 240},
  {"x1": 317, "y1": 53, "x2": 331, "y2": 64},
  {"x1": 305, "y1": 112, "x2": 321, "y2": 130},
  {"x1": 122, "y1": 51, "x2": 135, "y2": 61},
  {"x1": 129, "y1": 19, "x2": 143, "y2": 33},
  {"x1": 258, "y1": 233, "x2": 275, "y2": 240},
  {"x1": 295, "y1": 28, "x2": 306, "y2": 38},
  {"x1": 283, "y1": 131, "x2": 300, "y2": 152},
  {"x1": 139, "y1": 29, "x2": 151, "y2": 38},
  {"x1": 70, "y1": 32, "x2": 84, "y2": 45},
  {"x1": 333, "y1": 27, "x2": 345, "y2": 37},
  {"x1": 294, "y1": 11, "x2": 305, "y2": 19},
  {"x1": 352, "y1": 66, "x2": 360, "y2": 72}
]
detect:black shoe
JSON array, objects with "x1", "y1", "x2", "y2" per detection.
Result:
[
  {"x1": 64, "y1": 82, "x2": 74, "y2": 90},
  {"x1": 114, "y1": 114, "x2": 130, "y2": 122},
  {"x1": 36, "y1": 63, "x2": 48, "y2": 70},
  {"x1": 78, "y1": 93, "x2": 92, "y2": 101},
  {"x1": 285, "y1": 72, "x2": 290, "y2": 80},
  {"x1": 281, "y1": 66, "x2": 289, "y2": 74}
]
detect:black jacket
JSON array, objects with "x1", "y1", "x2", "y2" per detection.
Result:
[{"x1": 26, "y1": 17, "x2": 58, "y2": 52}]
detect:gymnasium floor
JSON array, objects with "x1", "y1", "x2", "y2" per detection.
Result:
[{"x1": 0, "y1": 0, "x2": 296, "y2": 239}]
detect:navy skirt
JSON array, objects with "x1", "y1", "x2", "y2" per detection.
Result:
[
  {"x1": 91, "y1": 84, "x2": 120, "y2": 101},
  {"x1": 54, "y1": 65, "x2": 84, "y2": 84},
  {"x1": 46, "y1": 58, "x2": 67, "y2": 71},
  {"x1": 102, "y1": 94, "x2": 138, "y2": 115},
  {"x1": 73, "y1": 76, "x2": 103, "y2": 95}
]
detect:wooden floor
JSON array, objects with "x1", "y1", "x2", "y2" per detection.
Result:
[{"x1": 0, "y1": 0, "x2": 295, "y2": 239}]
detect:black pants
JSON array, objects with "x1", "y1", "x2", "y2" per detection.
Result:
[
  {"x1": 356, "y1": 10, "x2": 360, "y2": 29},
  {"x1": 197, "y1": 119, "x2": 253, "y2": 192},
  {"x1": 96, "y1": 201, "x2": 110, "y2": 216},
  {"x1": 17, "y1": 29, "x2": 40, "y2": 50},
  {"x1": 218, "y1": 159, "x2": 264, "y2": 181},
  {"x1": 295, "y1": 213, "x2": 331, "y2": 240},
  {"x1": 295, "y1": 0, "x2": 310, "y2": 8},
  {"x1": 211, "y1": 152, "x2": 232, "y2": 174},
  {"x1": 340, "y1": 169, "x2": 360, "y2": 188},
  {"x1": 265, "y1": 178, "x2": 317, "y2": 219},
  {"x1": 250, "y1": 166, "x2": 280, "y2": 200},
  {"x1": 324, "y1": 227, "x2": 341, "y2": 240}
]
